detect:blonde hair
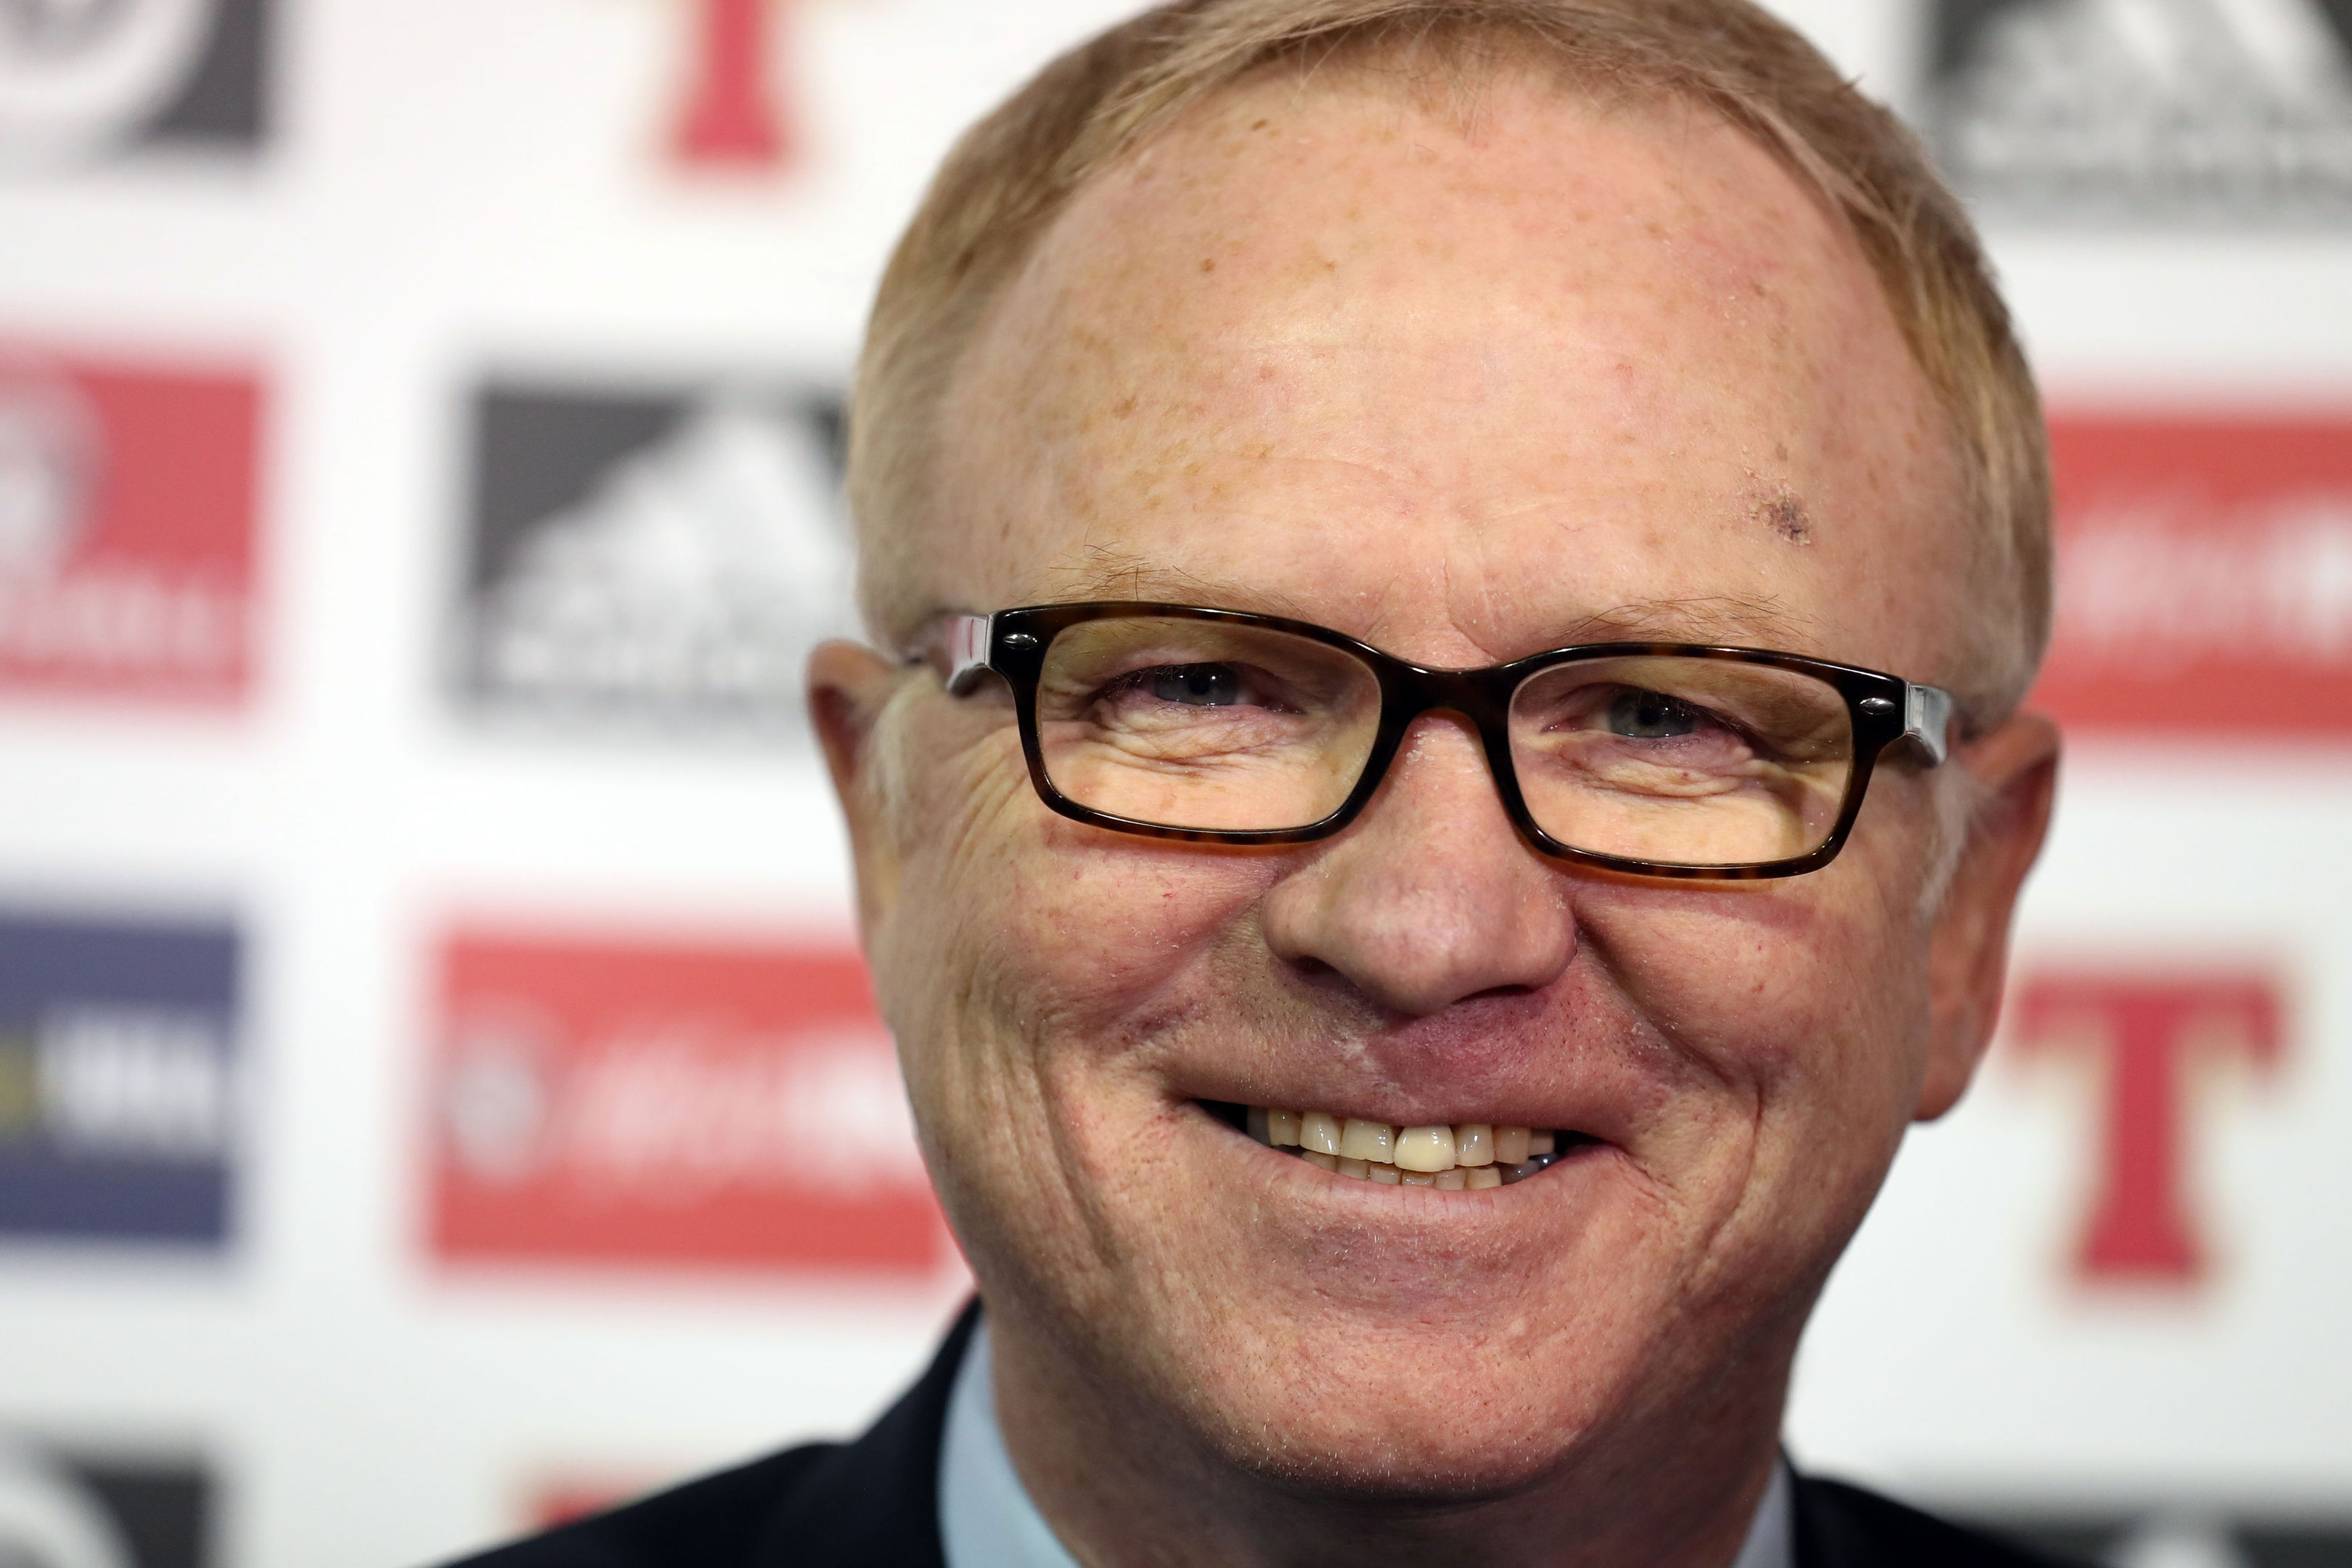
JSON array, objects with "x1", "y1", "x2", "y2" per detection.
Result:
[{"x1": 849, "y1": 0, "x2": 2051, "y2": 722}]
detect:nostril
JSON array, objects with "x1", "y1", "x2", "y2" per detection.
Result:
[{"x1": 1287, "y1": 955, "x2": 1340, "y2": 984}]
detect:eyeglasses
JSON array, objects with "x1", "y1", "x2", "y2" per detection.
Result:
[{"x1": 937, "y1": 602, "x2": 1953, "y2": 880}]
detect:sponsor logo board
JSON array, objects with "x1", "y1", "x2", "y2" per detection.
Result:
[
  {"x1": 0, "y1": 1442, "x2": 211, "y2": 1568},
  {"x1": 1926, "y1": 0, "x2": 2352, "y2": 221},
  {"x1": 428, "y1": 932, "x2": 946, "y2": 1275},
  {"x1": 0, "y1": 909, "x2": 240, "y2": 1246},
  {"x1": 0, "y1": 351, "x2": 261, "y2": 706},
  {"x1": 2034, "y1": 415, "x2": 2352, "y2": 736},
  {"x1": 449, "y1": 379, "x2": 849, "y2": 741},
  {"x1": 0, "y1": 0, "x2": 269, "y2": 168}
]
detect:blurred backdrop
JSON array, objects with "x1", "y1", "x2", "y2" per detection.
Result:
[{"x1": 0, "y1": 1, "x2": 2346, "y2": 1565}]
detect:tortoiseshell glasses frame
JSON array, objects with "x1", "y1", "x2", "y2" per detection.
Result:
[{"x1": 934, "y1": 601, "x2": 1953, "y2": 881}]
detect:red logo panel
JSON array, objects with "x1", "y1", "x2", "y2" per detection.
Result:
[
  {"x1": 0, "y1": 351, "x2": 264, "y2": 705},
  {"x1": 428, "y1": 933, "x2": 947, "y2": 1275},
  {"x1": 2036, "y1": 415, "x2": 2352, "y2": 735}
]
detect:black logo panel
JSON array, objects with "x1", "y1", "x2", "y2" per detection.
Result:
[
  {"x1": 0, "y1": 0, "x2": 270, "y2": 168},
  {"x1": 450, "y1": 378, "x2": 852, "y2": 743},
  {"x1": 1927, "y1": 0, "x2": 2352, "y2": 223},
  {"x1": 0, "y1": 1443, "x2": 213, "y2": 1568}
]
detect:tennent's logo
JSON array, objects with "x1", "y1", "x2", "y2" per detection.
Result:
[
  {"x1": 0, "y1": 909, "x2": 242, "y2": 1246},
  {"x1": 0, "y1": 0, "x2": 269, "y2": 168},
  {"x1": 666, "y1": 0, "x2": 796, "y2": 171},
  {"x1": 648, "y1": 0, "x2": 845, "y2": 173},
  {"x1": 2010, "y1": 971, "x2": 2285, "y2": 1286},
  {"x1": 0, "y1": 352, "x2": 261, "y2": 706},
  {"x1": 428, "y1": 932, "x2": 947, "y2": 1275},
  {"x1": 2034, "y1": 415, "x2": 2352, "y2": 736}
]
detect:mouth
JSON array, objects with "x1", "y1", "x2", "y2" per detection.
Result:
[{"x1": 1205, "y1": 1101, "x2": 1595, "y2": 1188}]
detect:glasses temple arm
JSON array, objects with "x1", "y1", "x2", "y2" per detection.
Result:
[
  {"x1": 1903, "y1": 684, "x2": 1953, "y2": 766},
  {"x1": 944, "y1": 613, "x2": 996, "y2": 695}
]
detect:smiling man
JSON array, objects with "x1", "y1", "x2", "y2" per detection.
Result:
[{"x1": 454, "y1": 3, "x2": 2064, "y2": 1567}]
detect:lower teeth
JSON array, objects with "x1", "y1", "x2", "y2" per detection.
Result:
[{"x1": 1295, "y1": 1147, "x2": 1559, "y2": 1185}]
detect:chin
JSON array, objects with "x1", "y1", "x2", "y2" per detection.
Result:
[
  {"x1": 1153, "y1": 1314, "x2": 1632, "y2": 1508},
  {"x1": 1205, "y1": 1399, "x2": 1591, "y2": 1506}
]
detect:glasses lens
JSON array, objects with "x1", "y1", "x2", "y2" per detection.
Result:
[
  {"x1": 1508, "y1": 656, "x2": 1855, "y2": 867},
  {"x1": 1034, "y1": 616, "x2": 1381, "y2": 832}
]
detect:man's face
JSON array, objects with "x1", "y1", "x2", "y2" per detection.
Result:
[{"x1": 834, "y1": 75, "x2": 2015, "y2": 1496}]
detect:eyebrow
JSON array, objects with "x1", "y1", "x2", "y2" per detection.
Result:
[
  {"x1": 1030, "y1": 549, "x2": 1321, "y2": 622},
  {"x1": 989, "y1": 554, "x2": 1816, "y2": 656},
  {"x1": 1549, "y1": 596, "x2": 1818, "y2": 649}
]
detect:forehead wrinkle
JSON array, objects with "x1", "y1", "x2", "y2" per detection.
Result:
[
  {"x1": 1443, "y1": 502, "x2": 1511, "y2": 658},
  {"x1": 1559, "y1": 596, "x2": 1818, "y2": 650}
]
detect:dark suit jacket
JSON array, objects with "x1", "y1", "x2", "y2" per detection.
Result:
[{"x1": 447, "y1": 1304, "x2": 2069, "y2": 1568}]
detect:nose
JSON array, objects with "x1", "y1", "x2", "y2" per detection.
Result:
[{"x1": 1259, "y1": 716, "x2": 1578, "y2": 1017}]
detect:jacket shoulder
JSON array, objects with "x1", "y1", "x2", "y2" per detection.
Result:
[
  {"x1": 436, "y1": 1442, "x2": 840, "y2": 1568},
  {"x1": 1797, "y1": 1476, "x2": 2085, "y2": 1568},
  {"x1": 431, "y1": 1302, "x2": 979, "y2": 1568}
]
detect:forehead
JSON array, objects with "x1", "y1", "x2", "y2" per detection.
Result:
[{"x1": 927, "y1": 69, "x2": 1965, "y2": 673}]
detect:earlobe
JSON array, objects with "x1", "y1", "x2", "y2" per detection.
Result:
[
  {"x1": 808, "y1": 638, "x2": 910, "y2": 936},
  {"x1": 1915, "y1": 711, "x2": 2062, "y2": 1121}
]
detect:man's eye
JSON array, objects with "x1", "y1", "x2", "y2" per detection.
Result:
[
  {"x1": 1605, "y1": 688, "x2": 1702, "y2": 739},
  {"x1": 1150, "y1": 664, "x2": 1244, "y2": 706}
]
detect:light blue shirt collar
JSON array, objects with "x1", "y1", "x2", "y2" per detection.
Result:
[
  {"x1": 939, "y1": 1318, "x2": 1795, "y2": 1568},
  {"x1": 939, "y1": 1318, "x2": 1085, "y2": 1568}
]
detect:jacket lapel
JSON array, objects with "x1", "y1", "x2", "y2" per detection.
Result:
[{"x1": 750, "y1": 1299, "x2": 980, "y2": 1567}]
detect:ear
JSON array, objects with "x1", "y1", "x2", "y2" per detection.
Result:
[
  {"x1": 1915, "y1": 711, "x2": 2061, "y2": 1121},
  {"x1": 809, "y1": 638, "x2": 910, "y2": 938}
]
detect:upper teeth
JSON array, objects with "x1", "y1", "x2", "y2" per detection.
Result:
[{"x1": 1247, "y1": 1106, "x2": 1561, "y2": 1188}]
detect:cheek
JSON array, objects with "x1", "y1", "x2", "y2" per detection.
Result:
[
  {"x1": 873, "y1": 731, "x2": 1275, "y2": 1083},
  {"x1": 867, "y1": 740, "x2": 1288, "y2": 1314},
  {"x1": 1580, "y1": 870, "x2": 1932, "y2": 1317},
  {"x1": 1580, "y1": 871, "x2": 1927, "y2": 1130},
  {"x1": 998, "y1": 844, "x2": 1255, "y2": 1037}
]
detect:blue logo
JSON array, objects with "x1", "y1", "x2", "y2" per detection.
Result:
[{"x1": 0, "y1": 910, "x2": 239, "y2": 1245}]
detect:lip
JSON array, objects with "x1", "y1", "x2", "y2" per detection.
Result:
[
  {"x1": 1159, "y1": 993, "x2": 1666, "y2": 1159},
  {"x1": 1158, "y1": 1099, "x2": 1640, "y2": 1315}
]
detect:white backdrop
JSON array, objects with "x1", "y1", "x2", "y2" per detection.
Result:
[{"x1": 0, "y1": 3, "x2": 2347, "y2": 1566}]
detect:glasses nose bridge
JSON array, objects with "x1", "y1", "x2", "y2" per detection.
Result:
[
  {"x1": 1372, "y1": 661, "x2": 1523, "y2": 799},
  {"x1": 1388, "y1": 661, "x2": 1516, "y2": 728}
]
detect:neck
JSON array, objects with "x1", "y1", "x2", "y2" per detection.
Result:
[{"x1": 984, "y1": 1304, "x2": 1796, "y2": 1568}]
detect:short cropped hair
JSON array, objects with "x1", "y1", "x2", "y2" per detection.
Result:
[{"x1": 849, "y1": 0, "x2": 2051, "y2": 722}]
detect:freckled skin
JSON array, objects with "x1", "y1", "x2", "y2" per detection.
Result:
[{"x1": 812, "y1": 73, "x2": 2058, "y2": 1568}]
